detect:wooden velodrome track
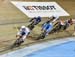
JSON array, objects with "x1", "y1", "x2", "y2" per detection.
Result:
[{"x1": 0, "y1": 0, "x2": 75, "y2": 54}]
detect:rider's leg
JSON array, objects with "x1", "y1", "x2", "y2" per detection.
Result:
[
  {"x1": 17, "y1": 35, "x2": 26, "y2": 45},
  {"x1": 46, "y1": 27, "x2": 53, "y2": 35},
  {"x1": 63, "y1": 23, "x2": 69, "y2": 30},
  {"x1": 35, "y1": 21, "x2": 40, "y2": 25},
  {"x1": 22, "y1": 35, "x2": 27, "y2": 42}
]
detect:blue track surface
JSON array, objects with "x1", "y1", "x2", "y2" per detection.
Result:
[{"x1": 26, "y1": 41, "x2": 75, "y2": 57}]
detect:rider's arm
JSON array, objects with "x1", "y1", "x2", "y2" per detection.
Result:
[
  {"x1": 16, "y1": 31, "x2": 21, "y2": 38},
  {"x1": 29, "y1": 18, "x2": 34, "y2": 22},
  {"x1": 41, "y1": 23, "x2": 47, "y2": 31},
  {"x1": 52, "y1": 16, "x2": 59, "y2": 23},
  {"x1": 16, "y1": 28, "x2": 22, "y2": 37},
  {"x1": 41, "y1": 23, "x2": 44, "y2": 31},
  {"x1": 53, "y1": 22, "x2": 59, "y2": 26}
]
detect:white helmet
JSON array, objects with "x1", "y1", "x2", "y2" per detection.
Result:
[
  {"x1": 49, "y1": 15, "x2": 53, "y2": 18},
  {"x1": 21, "y1": 26, "x2": 26, "y2": 29}
]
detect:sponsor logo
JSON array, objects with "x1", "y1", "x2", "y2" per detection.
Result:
[
  {"x1": 11, "y1": 1, "x2": 70, "y2": 18},
  {"x1": 23, "y1": 6, "x2": 56, "y2": 10}
]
